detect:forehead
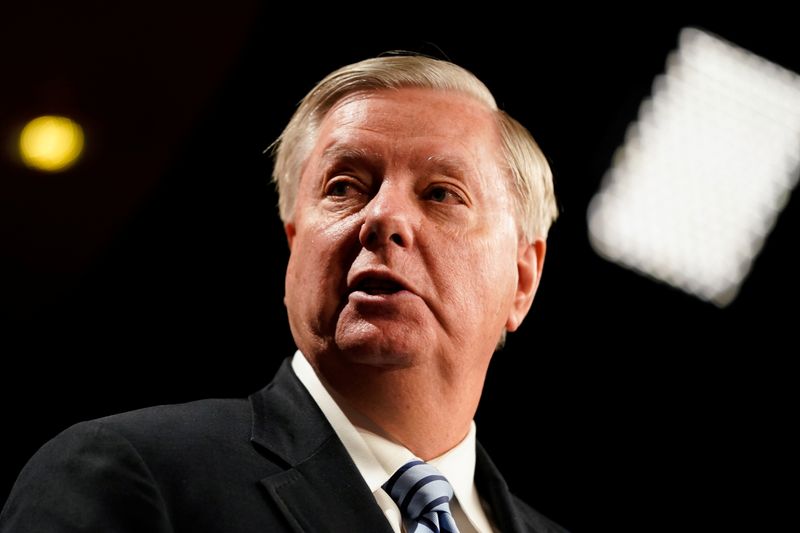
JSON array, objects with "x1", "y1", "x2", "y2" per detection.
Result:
[{"x1": 314, "y1": 87, "x2": 502, "y2": 163}]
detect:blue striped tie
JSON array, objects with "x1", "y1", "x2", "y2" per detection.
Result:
[{"x1": 382, "y1": 459, "x2": 461, "y2": 533}]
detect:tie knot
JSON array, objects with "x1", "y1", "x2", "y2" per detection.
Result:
[{"x1": 383, "y1": 460, "x2": 460, "y2": 533}]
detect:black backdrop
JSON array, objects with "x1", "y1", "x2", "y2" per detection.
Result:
[{"x1": 1, "y1": 4, "x2": 796, "y2": 531}]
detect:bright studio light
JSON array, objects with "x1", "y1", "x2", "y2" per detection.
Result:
[
  {"x1": 587, "y1": 28, "x2": 800, "y2": 307},
  {"x1": 19, "y1": 115, "x2": 85, "y2": 172}
]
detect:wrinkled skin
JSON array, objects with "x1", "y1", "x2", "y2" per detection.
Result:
[{"x1": 283, "y1": 87, "x2": 545, "y2": 457}]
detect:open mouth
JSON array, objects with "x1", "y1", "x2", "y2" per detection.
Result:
[{"x1": 352, "y1": 278, "x2": 405, "y2": 295}]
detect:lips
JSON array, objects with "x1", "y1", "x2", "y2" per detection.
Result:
[{"x1": 348, "y1": 270, "x2": 412, "y2": 296}]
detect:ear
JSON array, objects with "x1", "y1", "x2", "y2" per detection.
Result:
[
  {"x1": 284, "y1": 222, "x2": 296, "y2": 250},
  {"x1": 505, "y1": 237, "x2": 546, "y2": 332}
]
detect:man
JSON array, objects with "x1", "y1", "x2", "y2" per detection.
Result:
[{"x1": 1, "y1": 55, "x2": 564, "y2": 532}]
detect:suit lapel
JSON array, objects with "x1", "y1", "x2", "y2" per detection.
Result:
[
  {"x1": 260, "y1": 435, "x2": 395, "y2": 532},
  {"x1": 249, "y1": 359, "x2": 394, "y2": 533},
  {"x1": 475, "y1": 441, "x2": 569, "y2": 533},
  {"x1": 475, "y1": 441, "x2": 530, "y2": 533}
]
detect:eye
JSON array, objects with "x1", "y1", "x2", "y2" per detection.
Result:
[
  {"x1": 327, "y1": 181, "x2": 351, "y2": 197},
  {"x1": 425, "y1": 185, "x2": 464, "y2": 205},
  {"x1": 325, "y1": 177, "x2": 362, "y2": 198}
]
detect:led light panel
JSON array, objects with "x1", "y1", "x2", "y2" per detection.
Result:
[{"x1": 587, "y1": 28, "x2": 800, "y2": 306}]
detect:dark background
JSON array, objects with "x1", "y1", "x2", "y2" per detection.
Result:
[{"x1": 1, "y1": 4, "x2": 796, "y2": 531}]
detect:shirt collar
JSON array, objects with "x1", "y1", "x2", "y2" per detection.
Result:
[
  {"x1": 428, "y1": 423, "x2": 479, "y2": 519},
  {"x1": 291, "y1": 350, "x2": 487, "y2": 530},
  {"x1": 291, "y1": 350, "x2": 389, "y2": 491}
]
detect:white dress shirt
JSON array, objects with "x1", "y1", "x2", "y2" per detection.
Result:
[{"x1": 291, "y1": 351, "x2": 496, "y2": 533}]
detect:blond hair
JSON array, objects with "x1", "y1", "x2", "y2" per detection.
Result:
[{"x1": 271, "y1": 55, "x2": 557, "y2": 241}]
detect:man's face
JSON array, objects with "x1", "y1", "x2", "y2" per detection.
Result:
[{"x1": 284, "y1": 87, "x2": 540, "y2": 374}]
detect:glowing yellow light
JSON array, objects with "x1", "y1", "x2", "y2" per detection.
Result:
[{"x1": 19, "y1": 115, "x2": 85, "y2": 172}]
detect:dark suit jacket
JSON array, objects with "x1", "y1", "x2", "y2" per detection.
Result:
[{"x1": 0, "y1": 358, "x2": 568, "y2": 532}]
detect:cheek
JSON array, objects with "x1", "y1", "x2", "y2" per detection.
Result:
[
  {"x1": 472, "y1": 240, "x2": 517, "y2": 304},
  {"x1": 434, "y1": 230, "x2": 518, "y2": 321},
  {"x1": 286, "y1": 215, "x2": 358, "y2": 315},
  {"x1": 289, "y1": 235, "x2": 329, "y2": 293},
  {"x1": 474, "y1": 215, "x2": 519, "y2": 300}
]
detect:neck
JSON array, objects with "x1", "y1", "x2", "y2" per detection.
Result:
[{"x1": 313, "y1": 353, "x2": 487, "y2": 460}]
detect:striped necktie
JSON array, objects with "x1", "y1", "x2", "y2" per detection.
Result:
[{"x1": 382, "y1": 459, "x2": 461, "y2": 533}]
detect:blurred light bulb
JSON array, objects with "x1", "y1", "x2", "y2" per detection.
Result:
[{"x1": 19, "y1": 115, "x2": 85, "y2": 172}]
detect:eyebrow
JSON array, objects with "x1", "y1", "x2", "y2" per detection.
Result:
[
  {"x1": 320, "y1": 144, "x2": 378, "y2": 166},
  {"x1": 422, "y1": 154, "x2": 471, "y2": 180},
  {"x1": 319, "y1": 143, "x2": 473, "y2": 180}
]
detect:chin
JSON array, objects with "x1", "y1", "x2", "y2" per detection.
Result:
[{"x1": 333, "y1": 322, "x2": 423, "y2": 368}]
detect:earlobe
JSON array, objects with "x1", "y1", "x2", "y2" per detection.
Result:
[
  {"x1": 505, "y1": 238, "x2": 546, "y2": 332},
  {"x1": 285, "y1": 223, "x2": 296, "y2": 250}
]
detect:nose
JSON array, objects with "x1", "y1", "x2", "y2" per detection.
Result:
[{"x1": 358, "y1": 182, "x2": 415, "y2": 251}]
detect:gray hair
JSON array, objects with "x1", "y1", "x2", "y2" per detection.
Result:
[{"x1": 270, "y1": 54, "x2": 558, "y2": 242}]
